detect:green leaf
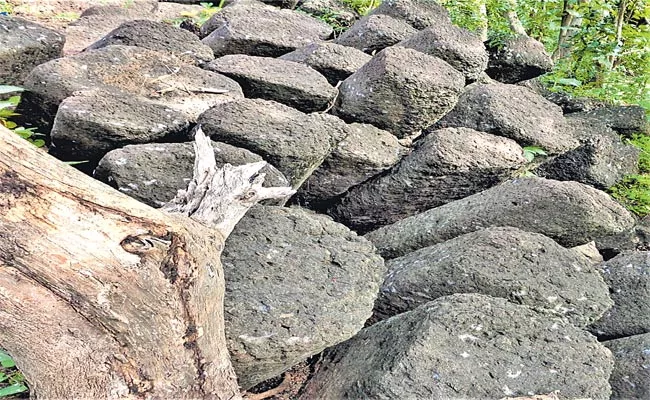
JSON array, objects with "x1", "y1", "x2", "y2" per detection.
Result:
[
  {"x1": 65, "y1": 160, "x2": 89, "y2": 165},
  {"x1": 0, "y1": 85, "x2": 23, "y2": 95},
  {"x1": 0, "y1": 383, "x2": 28, "y2": 397},
  {"x1": 556, "y1": 78, "x2": 582, "y2": 87},
  {"x1": 0, "y1": 352, "x2": 15, "y2": 369}
]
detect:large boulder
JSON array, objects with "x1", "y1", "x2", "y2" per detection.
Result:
[
  {"x1": 294, "y1": 123, "x2": 405, "y2": 209},
  {"x1": 365, "y1": 177, "x2": 636, "y2": 259},
  {"x1": 589, "y1": 251, "x2": 650, "y2": 340},
  {"x1": 63, "y1": 0, "x2": 204, "y2": 55},
  {"x1": 374, "y1": 227, "x2": 613, "y2": 327},
  {"x1": 49, "y1": 91, "x2": 190, "y2": 162},
  {"x1": 0, "y1": 16, "x2": 65, "y2": 85},
  {"x1": 569, "y1": 105, "x2": 650, "y2": 137},
  {"x1": 279, "y1": 42, "x2": 372, "y2": 86},
  {"x1": 301, "y1": 294, "x2": 614, "y2": 400},
  {"x1": 334, "y1": 14, "x2": 418, "y2": 54},
  {"x1": 197, "y1": 98, "x2": 347, "y2": 188},
  {"x1": 604, "y1": 333, "x2": 650, "y2": 400},
  {"x1": 94, "y1": 141, "x2": 289, "y2": 207},
  {"x1": 535, "y1": 126, "x2": 639, "y2": 189},
  {"x1": 518, "y1": 77, "x2": 607, "y2": 113},
  {"x1": 85, "y1": 19, "x2": 214, "y2": 66},
  {"x1": 334, "y1": 46, "x2": 465, "y2": 138},
  {"x1": 205, "y1": 55, "x2": 337, "y2": 113},
  {"x1": 486, "y1": 36, "x2": 554, "y2": 84},
  {"x1": 200, "y1": 1, "x2": 332, "y2": 57},
  {"x1": 432, "y1": 82, "x2": 580, "y2": 153},
  {"x1": 222, "y1": 206, "x2": 385, "y2": 389},
  {"x1": 329, "y1": 127, "x2": 526, "y2": 232},
  {"x1": 18, "y1": 45, "x2": 243, "y2": 134},
  {"x1": 398, "y1": 23, "x2": 488, "y2": 81},
  {"x1": 368, "y1": 0, "x2": 451, "y2": 30}
]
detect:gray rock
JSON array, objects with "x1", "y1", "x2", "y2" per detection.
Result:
[
  {"x1": 569, "y1": 105, "x2": 650, "y2": 137},
  {"x1": 279, "y1": 42, "x2": 372, "y2": 86},
  {"x1": 589, "y1": 251, "x2": 650, "y2": 339},
  {"x1": 85, "y1": 20, "x2": 214, "y2": 66},
  {"x1": 197, "y1": 98, "x2": 347, "y2": 188},
  {"x1": 604, "y1": 333, "x2": 650, "y2": 400},
  {"x1": 518, "y1": 77, "x2": 608, "y2": 113},
  {"x1": 18, "y1": 45, "x2": 243, "y2": 134},
  {"x1": 205, "y1": 55, "x2": 337, "y2": 113},
  {"x1": 294, "y1": 122, "x2": 405, "y2": 208},
  {"x1": 398, "y1": 23, "x2": 488, "y2": 81},
  {"x1": 334, "y1": 14, "x2": 418, "y2": 54},
  {"x1": 486, "y1": 36, "x2": 554, "y2": 84},
  {"x1": 223, "y1": 205, "x2": 385, "y2": 389},
  {"x1": 94, "y1": 141, "x2": 289, "y2": 207},
  {"x1": 301, "y1": 294, "x2": 613, "y2": 400},
  {"x1": 432, "y1": 82, "x2": 580, "y2": 154},
  {"x1": 535, "y1": 126, "x2": 639, "y2": 190},
  {"x1": 335, "y1": 46, "x2": 465, "y2": 138},
  {"x1": 49, "y1": 92, "x2": 189, "y2": 162},
  {"x1": 374, "y1": 227, "x2": 613, "y2": 327},
  {"x1": 329, "y1": 127, "x2": 526, "y2": 232},
  {"x1": 368, "y1": 0, "x2": 451, "y2": 30},
  {"x1": 597, "y1": 216, "x2": 650, "y2": 260},
  {"x1": 201, "y1": 1, "x2": 332, "y2": 57},
  {"x1": 0, "y1": 16, "x2": 65, "y2": 85},
  {"x1": 365, "y1": 177, "x2": 636, "y2": 259}
]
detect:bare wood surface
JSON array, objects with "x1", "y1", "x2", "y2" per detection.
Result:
[{"x1": 0, "y1": 126, "x2": 293, "y2": 399}]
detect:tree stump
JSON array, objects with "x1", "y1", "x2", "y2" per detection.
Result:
[{"x1": 0, "y1": 126, "x2": 294, "y2": 399}]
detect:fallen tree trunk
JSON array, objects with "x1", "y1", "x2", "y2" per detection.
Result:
[{"x1": 0, "y1": 126, "x2": 293, "y2": 399}]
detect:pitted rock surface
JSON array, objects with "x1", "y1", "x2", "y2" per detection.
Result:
[
  {"x1": 198, "y1": 98, "x2": 347, "y2": 188},
  {"x1": 329, "y1": 127, "x2": 526, "y2": 232},
  {"x1": 366, "y1": 177, "x2": 635, "y2": 259},
  {"x1": 0, "y1": 15, "x2": 65, "y2": 85},
  {"x1": 432, "y1": 82, "x2": 580, "y2": 153},
  {"x1": 222, "y1": 205, "x2": 385, "y2": 389},
  {"x1": 398, "y1": 23, "x2": 488, "y2": 81},
  {"x1": 85, "y1": 19, "x2": 214, "y2": 66},
  {"x1": 589, "y1": 251, "x2": 650, "y2": 339},
  {"x1": 335, "y1": 46, "x2": 465, "y2": 138},
  {"x1": 95, "y1": 141, "x2": 289, "y2": 207},
  {"x1": 279, "y1": 42, "x2": 372, "y2": 86},
  {"x1": 201, "y1": 1, "x2": 332, "y2": 57},
  {"x1": 374, "y1": 227, "x2": 613, "y2": 327},
  {"x1": 334, "y1": 14, "x2": 418, "y2": 54},
  {"x1": 301, "y1": 294, "x2": 613, "y2": 400},
  {"x1": 206, "y1": 55, "x2": 337, "y2": 113}
]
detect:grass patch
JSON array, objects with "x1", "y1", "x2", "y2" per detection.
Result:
[{"x1": 609, "y1": 133, "x2": 650, "y2": 217}]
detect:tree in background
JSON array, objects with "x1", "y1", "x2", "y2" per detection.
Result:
[{"x1": 439, "y1": 0, "x2": 649, "y2": 109}]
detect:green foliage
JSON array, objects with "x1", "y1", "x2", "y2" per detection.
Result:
[
  {"x1": 522, "y1": 145, "x2": 548, "y2": 162},
  {"x1": 609, "y1": 174, "x2": 650, "y2": 217},
  {"x1": 609, "y1": 134, "x2": 650, "y2": 217},
  {"x1": 166, "y1": 1, "x2": 224, "y2": 27},
  {"x1": 438, "y1": 0, "x2": 649, "y2": 111},
  {"x1": 0, "y1": 0, "x2": 12, "y2": 14},
  {"x1": 0, "y1": 85, "x2": 45, "y2": 148},
  {"x1": 340, "y1": 0, "x2": 380, "y2": 15},
  {"x1": 0, "y1": 351, "x2": 27, "y2": 398}
]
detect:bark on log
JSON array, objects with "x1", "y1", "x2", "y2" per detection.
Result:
[{"x1": 0, "y1": 126, "x2": 293, "y2": 399}]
